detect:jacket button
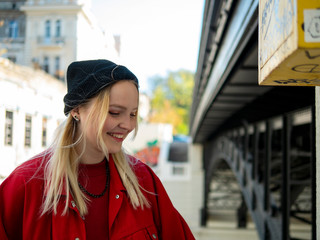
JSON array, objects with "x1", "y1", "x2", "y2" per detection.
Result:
[
  {"x1": 115, "y1": 194, "x2": 120, "y2": 199},
  {"x1": 152, "y1": 234, "x2": 157, "y2": 239},
  {"x1": 75, "y1": 238, "x2": 80, "y2": 240},
  {"x1": 71, "y1": 201, "x2": 76, "y2": 208}
]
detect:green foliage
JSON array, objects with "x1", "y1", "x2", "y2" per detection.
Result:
[{"x1": 148, "y1": 70, "x2": 194, "y2": 135}]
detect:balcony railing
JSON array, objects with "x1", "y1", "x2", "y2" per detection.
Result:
[
  {"x1": 0, "y1": 37, "x2": 25, "y2": 44},
  {"x1": 25, "y1": 0, "x2": 85, "y2": 6},
  {"x1": 0, "y1": 2, "x2": 25, "y2": 10},
  {"x1": 37, "y1": 36, "x2": 65, "y2": 47}
]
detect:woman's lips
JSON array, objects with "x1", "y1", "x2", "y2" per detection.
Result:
[{"x1": 108, "y1": 132, "x2": 125, "y2": 142}]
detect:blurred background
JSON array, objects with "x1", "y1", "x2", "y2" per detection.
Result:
[{"x1": 0, "y1": 0, "x2": 317, "y2": 239}]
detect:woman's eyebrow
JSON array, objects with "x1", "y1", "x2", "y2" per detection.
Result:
[
  {"x1": 109, "y1": 104, "x2": 126, "y2": 109},
  {"x1": 109, "y1": 104, "x2": 138, "y2": 111}
]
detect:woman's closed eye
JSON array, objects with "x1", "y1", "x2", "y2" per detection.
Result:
[
  {"x1": 109, "y1": 111, "x2": 137, "y2": 118},
  {"x1": 109, "y1": 111, "x2": 119, "y2": 116}
]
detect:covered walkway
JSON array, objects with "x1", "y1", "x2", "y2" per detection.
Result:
[{"x1": 190, "y1": 0, "x2": 316, "y2": 239}]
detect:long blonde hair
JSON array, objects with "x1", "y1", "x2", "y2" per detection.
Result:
[{"x1": 42, "y1": 81, "x2": 150, "y2": 216}]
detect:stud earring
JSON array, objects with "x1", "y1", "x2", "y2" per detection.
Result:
[{"x1": 73, "y1": 115, "x2": 80, "y2": 122}]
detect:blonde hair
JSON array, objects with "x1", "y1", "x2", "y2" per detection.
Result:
[{"x1": 42, "y1": 81, "x2": 150, "y2": 216}]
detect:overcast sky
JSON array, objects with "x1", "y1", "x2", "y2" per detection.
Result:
[{"x1": 91, "y1": 0, "x2": 204, "y2": 92}]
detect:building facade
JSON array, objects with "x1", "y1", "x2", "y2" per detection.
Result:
[
  {"x1": 0, "y1": 57, "x2": 66, "y2": 178},
  {"x1": 0, "y1": 0, "x2": 26, "y2": 64},
  {"x1": 1, "y1": 0, "x2": 119, "y2": 80}
]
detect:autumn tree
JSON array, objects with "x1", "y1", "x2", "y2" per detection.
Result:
[{"x1": 148, "y1": 70, "x2": 194, "y2": 135}]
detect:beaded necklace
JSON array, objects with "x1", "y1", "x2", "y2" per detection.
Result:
[{"x1": 78, "y1": 160, "x2": 110, "y2": 198}]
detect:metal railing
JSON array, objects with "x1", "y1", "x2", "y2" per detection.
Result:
[
  {"x1": 37, "y1": 36, "x2": 65, "y2": 46},
  {"x1": 203, "y1": 106, "x2": 315, "y2": 239}
]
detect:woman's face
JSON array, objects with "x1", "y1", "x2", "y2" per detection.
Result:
[{"x1": 73, "y1": 81, "x2": 138, "y2": 163}]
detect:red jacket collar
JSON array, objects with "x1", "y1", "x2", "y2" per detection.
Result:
[{"x1": 108, "y1": 154, "x2": 126, "y2": 193}]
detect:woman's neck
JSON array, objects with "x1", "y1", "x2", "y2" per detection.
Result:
[{"x1": 75, "y1": 142, "x2": 105, "y2": 164}]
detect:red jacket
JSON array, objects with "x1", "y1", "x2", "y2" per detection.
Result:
[{"x1": 0, "y1": 153, "x2": 195, "y2": 240}]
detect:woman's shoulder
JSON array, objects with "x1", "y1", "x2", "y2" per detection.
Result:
[
  {"x1": 127, "y1": 155, "x2": 160, "y2": 184},
  {"x1": 4, "y1": 150, "x2": 52, "y2": 183},
  {"x1": 128, "y1": 155, "x2": 153, "y2": 173}
]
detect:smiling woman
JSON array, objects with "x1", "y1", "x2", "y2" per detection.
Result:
[
  {"x1": 0, "y1": 59, "x2": 195, "y2": 240},
  {"x1": 72, "y1": 80, "x2": 139, "y2": 163}
]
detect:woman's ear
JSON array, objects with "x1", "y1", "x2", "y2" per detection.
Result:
[{"x1": 70, "y1": 107, "x2": 80, "y2": 119}]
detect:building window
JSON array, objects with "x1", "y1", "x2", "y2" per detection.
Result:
[
  {"x1": 45, "y1": 20, "x2": 51, "y2": 38},
  {"x1": 24, "y1": 115, "x2": 32, "y2": 147},
  {"x1": 55, "y1": 20, "x2": 61, "y2": 37},
  {"x1": 172, "y1": 165, "x2": 186, "y2": 175},
  {"x1": 4, "y1": 111, "x2": 13, "y2": 146},
  {"x1": 54, "y1": 56, "x2": 60, "y2": 78},
  {"x1": 42, "y1": 117, "x2": 47, "y2": 147},
  {"x1": 43, "y1": 56, "x2": 49, "y2": 73},
  {"x1": 9, "y1": 20, "x2": 18, "y2": 38},
  {"x1": 8, "y1": 56, "x2": 16, "y2": 63}
]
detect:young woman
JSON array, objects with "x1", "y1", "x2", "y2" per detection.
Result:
[{"x1": 0, "y1": 59, "x2": 195, "y2": 239}]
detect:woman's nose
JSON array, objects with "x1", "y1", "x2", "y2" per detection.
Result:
[{"x1": 119, "y1": 116, "x2": 134, "y2": 130}]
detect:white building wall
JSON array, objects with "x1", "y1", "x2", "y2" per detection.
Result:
[
  {"x1": 161, "y1": 144, "x2": 203, "y2": 232},
  {"x1": 2, "y1": 42, "x2": 25, "y2": 65},
  {"x1": 22, "y1": 10, "x2": 38, "y2": 67},
  {"x1": 0, "y1": 58, "x2": 66, "y2": 178}
]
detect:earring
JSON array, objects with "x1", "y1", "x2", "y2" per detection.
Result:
[{"x1": 73, "y1": 115, "x2": 80, "y2": 122}]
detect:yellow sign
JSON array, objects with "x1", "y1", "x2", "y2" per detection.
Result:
[{"x1": 259, "y1": 0, "x2": 320, "y2": 86}]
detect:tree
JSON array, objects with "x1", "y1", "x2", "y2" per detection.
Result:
[{"x1": 148, "y1": 70, "x2": 194, "y2": 135}]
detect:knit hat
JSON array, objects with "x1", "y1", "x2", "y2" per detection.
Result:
[{"x1": 63, "y1": 59, "x2": 139, "y2": 115}]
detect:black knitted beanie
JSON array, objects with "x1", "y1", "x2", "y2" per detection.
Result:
[{"x1": 63, "y1": 59, "x2": 139, "y2": 115}]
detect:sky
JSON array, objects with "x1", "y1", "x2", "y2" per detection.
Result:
[{"x1": 90, "y1": 0, "x2": 204, "y2": 93}]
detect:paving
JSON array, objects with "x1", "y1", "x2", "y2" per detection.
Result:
[{"x1": 193, "y1": 212, "x2": 259, "y2": 240}]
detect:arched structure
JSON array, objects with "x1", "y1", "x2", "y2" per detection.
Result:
[{"x1": 190, "y1": 0, "x2": 316, "y2": 239}]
